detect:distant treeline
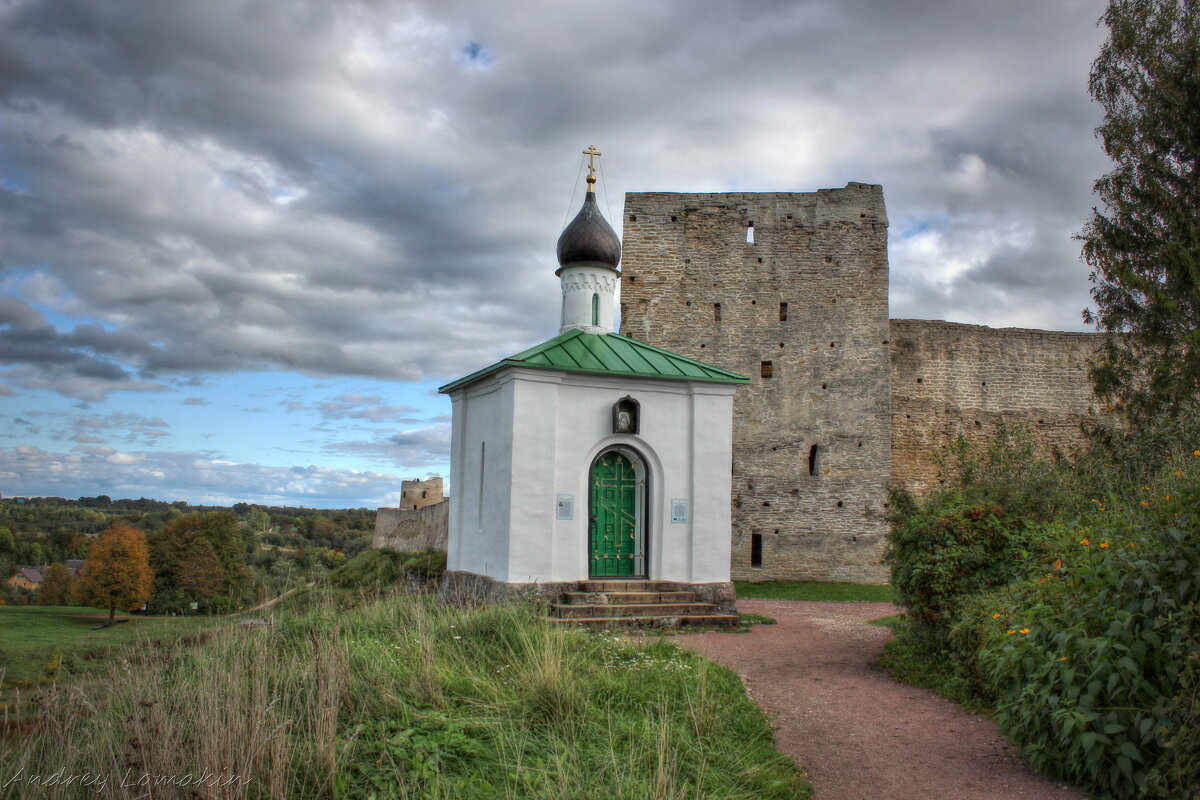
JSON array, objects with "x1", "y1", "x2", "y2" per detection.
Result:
[{"x1": 1, "y1": 496, "x2": 378, "y2": 611}]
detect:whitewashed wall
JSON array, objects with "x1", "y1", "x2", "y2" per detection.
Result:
[{"x1": 446, "y1": 366, "x2": 737, "y2": 584}]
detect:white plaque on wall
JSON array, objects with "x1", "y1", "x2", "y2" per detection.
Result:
[
  {"x1": 556, "y1": 494, "x2": 574, "y2": 520},
  {"x1": 671, "y1": 498, "x2": 688, "y2": 524}
]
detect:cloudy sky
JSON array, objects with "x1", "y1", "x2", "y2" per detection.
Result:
[{"x1": 0, "y1": 0, "x2": 1112, "y2": 508}]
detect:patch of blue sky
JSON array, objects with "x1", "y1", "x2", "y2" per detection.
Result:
[
  {"x1": 895, "y1": 215, "x2": 950, "y2": 240},
  {"x1": 156, "y1": 371, "x2": 450, "y2": 468},
  {"x1": 459, "y1": 41, "x2": 495, "y2": 68},
  {"x1": 0, "y1": 165, "x2": 33, "y2": 195}
]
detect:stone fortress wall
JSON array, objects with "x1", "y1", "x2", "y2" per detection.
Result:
[
  {"x1": 890, "y1": 320, "x2": 1102, "y2": 496},
  {"x1": 620, "y1": 183, "x2": 1104, "y2": 583},
  {"x1": 373, "y1": 477, "x2": 449, "y2": 552}
]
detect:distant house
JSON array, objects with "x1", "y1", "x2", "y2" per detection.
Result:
[
  {"x1": 6, "y1": 561, "x2": 86, "y2": 591},
  {"x1": 8, "y1": 567, "x2": 44, "y2": 591}
]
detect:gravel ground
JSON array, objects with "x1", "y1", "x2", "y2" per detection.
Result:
[{"x1": 680, "y1": 599, "x2": 1090, "y2": 800}]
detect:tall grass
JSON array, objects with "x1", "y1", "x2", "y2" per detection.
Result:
[{"x1": 1, "y1": 593, "x2": 808, "y2": 799}]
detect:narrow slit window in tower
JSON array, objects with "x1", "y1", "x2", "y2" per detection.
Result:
[
  {"x1": 714, "y1": 303, "x2": 722, "y2": 321},
  {"x1": 746, "y1": 222, "x2": 755, "y2": 244},
  {"x1": 779, "y1": 302, "x2": 788, "y2": 321},
  {"x1": 808, "y1": 444, "x2": 819, "y2": 476},
  {"x1": 761, "y1": 361, "x2": 773, "y2": 378},
  {"x1": 751, "y1": 533, "x2": 763, "y2": 567},
  {"x1": 591, "y1": 293, "x2": 599, "y2": 325}
]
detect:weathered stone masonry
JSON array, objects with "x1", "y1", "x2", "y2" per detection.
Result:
[
  {"x1": 890, "y1": 319, "x2": 1102, "y2": 496},
  {"x1": 620, "y1": 185, "x2": 894, "y2": 583},
  {"x1": 620, "y1": 184, "x2": 1103, "y2": 583},
  {"x1": 374, "y1": 477, "x2": 449, "y2": 552}
]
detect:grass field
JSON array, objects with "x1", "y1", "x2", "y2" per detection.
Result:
[
  {"x1": 2, "y1": 592, "x2": 812, "y2": 799},
  {"x1": 734, "y1": 580, "x2": 895, "y2": 603},
  {"x1": 0, "y1": 605, "x2": 216, "y2": 687}
]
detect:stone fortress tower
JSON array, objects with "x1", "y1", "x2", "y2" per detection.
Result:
[
  {"x1": 374, "y1": 476, "x2": 448, "y2": 552},
  {"x1": 400, "y1": 477, "x2": 444, "y2": 510},
  {"x1": 620, "y1": 183, "x2": 1103, "y2": 584},
  {"x1": 620, "y1": 184, "x2": 892, "y2": 582}
]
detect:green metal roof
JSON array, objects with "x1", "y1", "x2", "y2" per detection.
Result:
[{"x1": 439, "y1": 330, "x2": 750, "y2": 393}]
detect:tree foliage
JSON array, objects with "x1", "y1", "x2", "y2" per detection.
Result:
[
  {"x1": 38, "y1": 562, "x2": 73, "y2": 606},
  {"x1": 1081, "y1": 0, "x2": 1200, "y2": 420},
  {"x1": 77, "y1": 522, "x2": 154, "y2": 626}
]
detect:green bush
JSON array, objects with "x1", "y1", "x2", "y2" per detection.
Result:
[
  {"x1": 885, "y1": 427, "x2": 1066, "y2": 648},
  {"x1": 331, "y1": 547, "x2": 446, "y2": 590},
  {"x1": 980, "y1": 456, "x2": 1200, "y2": 800}
]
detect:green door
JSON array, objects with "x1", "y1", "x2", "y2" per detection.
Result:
[{"x1": 590, "y1": 451, "x2": 640, "y2": 577}]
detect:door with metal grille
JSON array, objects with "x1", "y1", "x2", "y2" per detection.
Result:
[{"x1": 589, "y1": 451, "x2": 640, "y2": 577}]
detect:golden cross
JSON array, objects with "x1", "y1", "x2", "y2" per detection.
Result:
[{"x1": 583, "y1": 145, "x2": 601, "y2": 178}]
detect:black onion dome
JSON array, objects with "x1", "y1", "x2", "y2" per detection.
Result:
[{"x1": 555, "y1": 190, "x2": 621, "y2": 274}]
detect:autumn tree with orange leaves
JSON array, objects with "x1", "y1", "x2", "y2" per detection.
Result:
[{"x1": 77, "y1": 522, "x2": 154, "y2": 627}]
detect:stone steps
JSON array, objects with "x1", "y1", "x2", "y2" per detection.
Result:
[
  {"x1": 551, "y1": 602, "x2": 717, "y2": 619},
  {"x1": 559, "y1": 591, "x2": 697, "y2": 605},
  {"x1": 548, "y1": 614, "x2": 740, "y2": 629},
  {"x1": 548, "y1": 580, "x2": 738, "y2": 629}
]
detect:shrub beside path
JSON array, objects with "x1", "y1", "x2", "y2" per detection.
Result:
[{"x1": 681, "y1": 599, "x2": 1088, "y2": 800}]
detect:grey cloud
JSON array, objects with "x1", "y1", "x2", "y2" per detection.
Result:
[
  {"x1": 327, "y1": 422, "x2": 451, "y2": 468},
  {"x1": 0, "y1": 0, "x2": 1113, "y2": 406},
  {"x1": 183, "y1": 397, "x2": 208, "y2": 405},
  {"x1": 313, "y1": 393, "x2": 421, "y2": 423},
  {"x1": 0, "y1": 444, "x2": 402, "y2": 507}
]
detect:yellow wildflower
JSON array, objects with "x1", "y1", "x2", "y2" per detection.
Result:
[
  {"x1": 1194, "y1": 450, "x2": 1200, "y2": 457},
  {"x1": 1007, "y1": 630, "x2": 1017, "y2": 635},
  {"x1": 992, "y1": 613, "x2": 1002, "y2": 619},
  {"x1": 1020, "y1": 628, "x2": 1031, "y2": 635},
  {"x1": 1141, "y1": 500, "x2": 1150, "y2": 506},
  {"x1": 1099, "y1": 542, "x2": 1110, "y2": 549},
  {"x1": 1079, "y1": 538, "x2": 1090, "y2": 546},
  {"x1": 1059, "y1": 656, "x2": 1068, "y2": 661}
]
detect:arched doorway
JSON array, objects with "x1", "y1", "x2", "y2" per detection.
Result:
[{"x1": 589, "y1": 448, "x2": 647, "y2": 578}]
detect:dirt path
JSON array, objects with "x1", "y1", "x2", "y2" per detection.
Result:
[{"x1": 680, "y1": 599, "x2": 1088, "y2": 800}]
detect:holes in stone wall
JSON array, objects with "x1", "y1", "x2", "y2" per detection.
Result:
[
  {"x1": 629, "y1": 214, "x2": 637, "y2": 221},
  {"x1": 825, "y1": 256, "x2": 833, "y2": 263},
  {"x1": 837, "y1": 500, "x2": 844, "y2": 508},
  {"x1": 808, "y1": 444, "x2": 820, "y2": 476},
  {"x1": 761, "y1": 502, "x2": 771, "y2": 507},
  {"x1": 714, "y1": 303, "x2": 722, "y2": 321},
  {"x1": 757, "y1": 257, "x2": 763, "y2": 263},
  {"x1": 779, "y1": 302, "x2": 788, "y2": 321},
  {"x1": 671, "y1": 215, "x2": 677, "y2": 222},
  {"x1": 761, "y1": 361, "x2": 773, "y2": 378},
  {"x1": 684, "y1": 258, "x2": 691, "y2": 263},
  {"x1": 751, "y1": 533, "x2": 763, "y2": 567},
  {"x1": 821, "y1": 383, "x2": 827, "y2": 390},
  {"x1": 917, "y1": 377, "x2": 924, "y2": 383}
]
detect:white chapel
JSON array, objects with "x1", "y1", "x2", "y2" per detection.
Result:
[{"x1": 438, "y1": 150, "x2": 748, "y2": 620}]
